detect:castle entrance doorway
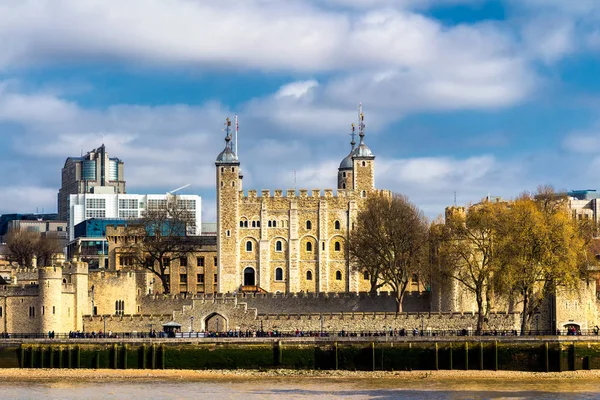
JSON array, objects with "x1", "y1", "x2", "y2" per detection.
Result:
[
  {"x1": 204, "y1": 313, "x2": 226, "y2": 332},
  {"x1": 244, "y1": 267, "x2": 255, "y2": 286}
]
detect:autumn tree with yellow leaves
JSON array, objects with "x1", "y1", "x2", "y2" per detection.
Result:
[{"x1": 495, "y1": 189, "x2": 587, "y2": 334}]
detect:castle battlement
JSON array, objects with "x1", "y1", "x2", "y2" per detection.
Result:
[{"x1": 240, "y1": 188, "x2": 357, "y2": 202}]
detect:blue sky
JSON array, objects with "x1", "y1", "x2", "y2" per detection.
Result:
[{"x1": 1, "y1": 0, "x2": 600, "y2": 221}]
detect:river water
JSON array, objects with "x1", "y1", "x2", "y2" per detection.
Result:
[{"x1": 3, "y1": 378, "x2": 600, "y2": 399}]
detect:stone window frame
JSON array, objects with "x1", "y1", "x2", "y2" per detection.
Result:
[
  {"x1": 306, "y1": 220, "x2": 312, "y2": 230},
  {"x1": 306, "y1": 270, "x2": 313, "y2": 280},
  {"x1": 361, "y1": 161, "x2": 366, "y2": 167},
  {"x1": 363, "y1": 271, "x2": 369, "y2": 280},
  {"x1": 335, "y1": 271, "x2": 342, "y2": 280},
  {"x1": 275, "y1": 240, "x2": 283, "y2": 252},
  {"x1": 246, "y1": 240, "x2": 253, "y2": 252},
  {"x1": 361, "y1": 190, "x2": 366, "y2": 198},
  {"x1": 334, "y1": 220, "x2": 341, "y2": 230},
  {"x1": 197, "y1": 256, "x2": 205, "y2": 267},
  {"x1": 334, "y1": 241, "x2": 341, "y2": 252},
  {"x1": 306, "y1": 241, "x2": 313, "y2": 252},
  {"x1": 197, "y1": 273, "x2": 205, "y2": 283},
  {"x1": 275, "y1": 267, "x2": 284, "y2": 281}
]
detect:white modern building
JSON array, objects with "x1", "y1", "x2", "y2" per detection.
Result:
[{"x1": 68, "y1": 193, "x2": 202, "y2": 241}]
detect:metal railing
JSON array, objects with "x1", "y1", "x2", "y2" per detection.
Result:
[{"x1": 2, "y1": 328, "x2": 599, "y2": 340}]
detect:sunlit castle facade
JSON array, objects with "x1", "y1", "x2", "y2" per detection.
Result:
[
  {"x1": 68, "y1": 193, "x2": 202, "y2": 241},
  {"x1": 215, "y1": 106, "x2": 392, "y2": 294}
]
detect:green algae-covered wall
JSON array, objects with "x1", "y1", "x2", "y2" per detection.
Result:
[{"x1": 1, "y1": 341, "x2": 599, "y2": 372}]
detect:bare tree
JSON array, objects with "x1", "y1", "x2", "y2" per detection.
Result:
[
  {"x1": 120, "y1": 195, "x2": 198, "y2": 294},
  {"x1": 5, "y1": 231, "x2": 63, "y2": 268},
  {"x1": 348, "y1": 193, "x2": 429, "y2": 311},
  {"x1": 5, "y1": 230, "x2": 38, "y2": 267}
]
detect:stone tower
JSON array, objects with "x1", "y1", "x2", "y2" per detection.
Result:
[
  {"x1": 38, "y1": 264, "x2": 63, "y2": 334},
  {"x1": 215, "y1": 118, "x2": 242, "y2": 293},
  {"x1": 68, "y1": 258, "x2": 89, "y2": 331}
]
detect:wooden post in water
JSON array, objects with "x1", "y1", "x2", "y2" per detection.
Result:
[
  {"x1": 544, "y1": 342, "x2": 549, "y2": 372},
  {"x1": 558, "y1": 345, "x2": 563, "y2": 372},
  {"x1": 29, "y1": 347, "x2": 35, "y2": 368},
  {"x1": 160, "y1": 344, "x2": 166, "y2": 369},
  {"x1": 142, "y1": 345, "x2": 147, "y2": 369},
  {"x1": 19, "y1": 345, "x2": 24, "y2": 368},
  {"x1": 571, "y1": 342, "x2": 576, "y2": 371},
  {"x1": 371, "y1": 342, "x2": 375, "y2": 371},
  {"x1": 408, "y1": 343, "x2": 412, "y2": 371},
  {"x1": 67, "y1": 346, "x2": 72, "y2": 368},
  {"x1": 494, "y1": 341, "x2": 498, "y2": 371},
  {"x1": 76, "y1": 346, "x2": 81, "y2": 368},
  {"x1": 123, "y1": 345, "x2": 128, "y2": 369},
  {"x1": 49, "y1": 346, "x2": 54, "y2": 368},
  {"x1": 112, "y1": 344, "x2": 118, "y2": 369},
  {"x1": 434, "y1": 342, "x2": 439, "y2": 370},
  {"x1": 464, "y1": 342, "x2": 468, "y2": 371},
  {"x1": 479, "y1": 342, "x2": 483, "y2": 370},
  {"x1": 277, "y1": 341, "x2": 283, "y2": 366},
  {"x1": 151, "y1": 344, "x2": 156, "y2": 369},
  {"x1": 95, "y1": 349, "x2": 100, "y2": 369},
  {"x1": 39, "y1": 346, "x2": 44, "y2": 368},
  {"x1": 334, "y1": 342, "x2": 338, "y2": 370},
  {"x1": 449, "y1": 343, "x2": 453, "y2": 370},
  {"x1": 58, "y1": 346, "x2": 63, "y2": 368}
]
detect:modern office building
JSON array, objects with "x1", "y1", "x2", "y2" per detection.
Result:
[
  {"x1": 58, "y1": 144, "x2": 126, "y2": 221},
  {"x1": 68, "y1": 193, "x2": 202, "y2": 241}
]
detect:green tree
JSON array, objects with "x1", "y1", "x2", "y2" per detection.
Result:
[{"x1": 348, "y1": 193, "x2": 429, "y2": 311}]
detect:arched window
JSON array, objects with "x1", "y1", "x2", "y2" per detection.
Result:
[
  {"x1": 276, "y1": 240, "x2": 282, "y2": 252},
  {"x1": 336, "y1": 271, "x2": 342, "y2": 280},
  {"x1": 362, "y1": 161, "x2": 366, "y2": 167},
  {"x1": 252, "y1": 221, "x2": 256, "y2": 228},
  {"x1": 231, "y1": 167, "x2": 235, "y2": 172},
  {"x1": 221, "y1": 167, "x2": 224, "y2": 173},
  {"x1": 334, "y1": 241, "x2": 341, "y2": 251},
  {"x1": 343, "y1": 172, "x2": 346, "y2": 177},
  {"x1": 306, "y1": 271, "x2": 313, "y2": 280},
  {"x1": 244, "y1": 220, "x2": 248, "y2": 228},
  {"x1": 246, "y1": 241, "x2": 253, "y2": 252},
  {"x1": 240, "y1": 220, "x2": 244, "y2": 228},
  {"x1": 334, "y1": 220, "x2": 340, "y2": 230},
  {"x1": 275, "y1": 267, "x2": 283, "y2": 281},
  {"x1": 306, "y1": 242, "x2": 312, "y2": 252},
  {"x1": 363, "y1": 271, "x2": 369, "y2": 280},
  {"x1": 342, "y1": 183, "x2": 346, "y2": 189},
  {"x1": 306, "y1": 220, "x2": 312, "y2": 230},
  {"x1": 268, "y1": 221, "x2": 272, "y2": 227},
  {"x1": 361, "y1": 190, "x2": 366, "y2": 198}
]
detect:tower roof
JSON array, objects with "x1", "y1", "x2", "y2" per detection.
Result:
[
  {"x1": 216, "y1": 117, "x2": 239, "y2": 164},
  {"x1": 339, "y1": 123, "x2": 357, "y2": 169}
]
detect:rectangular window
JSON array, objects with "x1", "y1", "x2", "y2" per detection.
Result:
[
  {"x1": 214, "y1": 257, "x2": 218, "y2": 266},
  {"x1": 0, "y1": 306, "x2": 2, "y2": 317},
  {"x1": 52, "y1": 306, "x2": 55, "y2": 315},
  {"x1": 197, "y1": 256, "x2": 205, "y2": 267},
  {"x1": 214, "y1": 274, "x2": 218, "y2": 283},
  {"x1": 180, "y1": 274, "x2": 188, "y2": 283},
  {"x1": 180, "y1": 257, "x2": 188, "y2": 267},
  {"x1": 197, "y1": 274, "x2": 204, "y2": 283}
]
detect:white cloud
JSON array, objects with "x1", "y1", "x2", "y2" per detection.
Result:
[{"x1": 563, "y1": 131, "x2": 600, "y2": 154}]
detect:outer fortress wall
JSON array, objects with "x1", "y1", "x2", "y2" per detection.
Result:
[{"x1": 82, "y1": 293, "x2": 522, "y2": 333}]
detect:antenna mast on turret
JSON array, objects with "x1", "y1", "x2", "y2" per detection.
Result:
[
  {"x1": 358, "y1": 103, "x2": 366, "y2": 142},
  {"x1": 234, "y1": 114, "x2": 239, "y2": 160},
  {"x1": 350, "y1": 123, "x2": 356, "y2": 150},
  {"x1": 224, "y1": 117, "x2": 231, "y2": 138}
]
